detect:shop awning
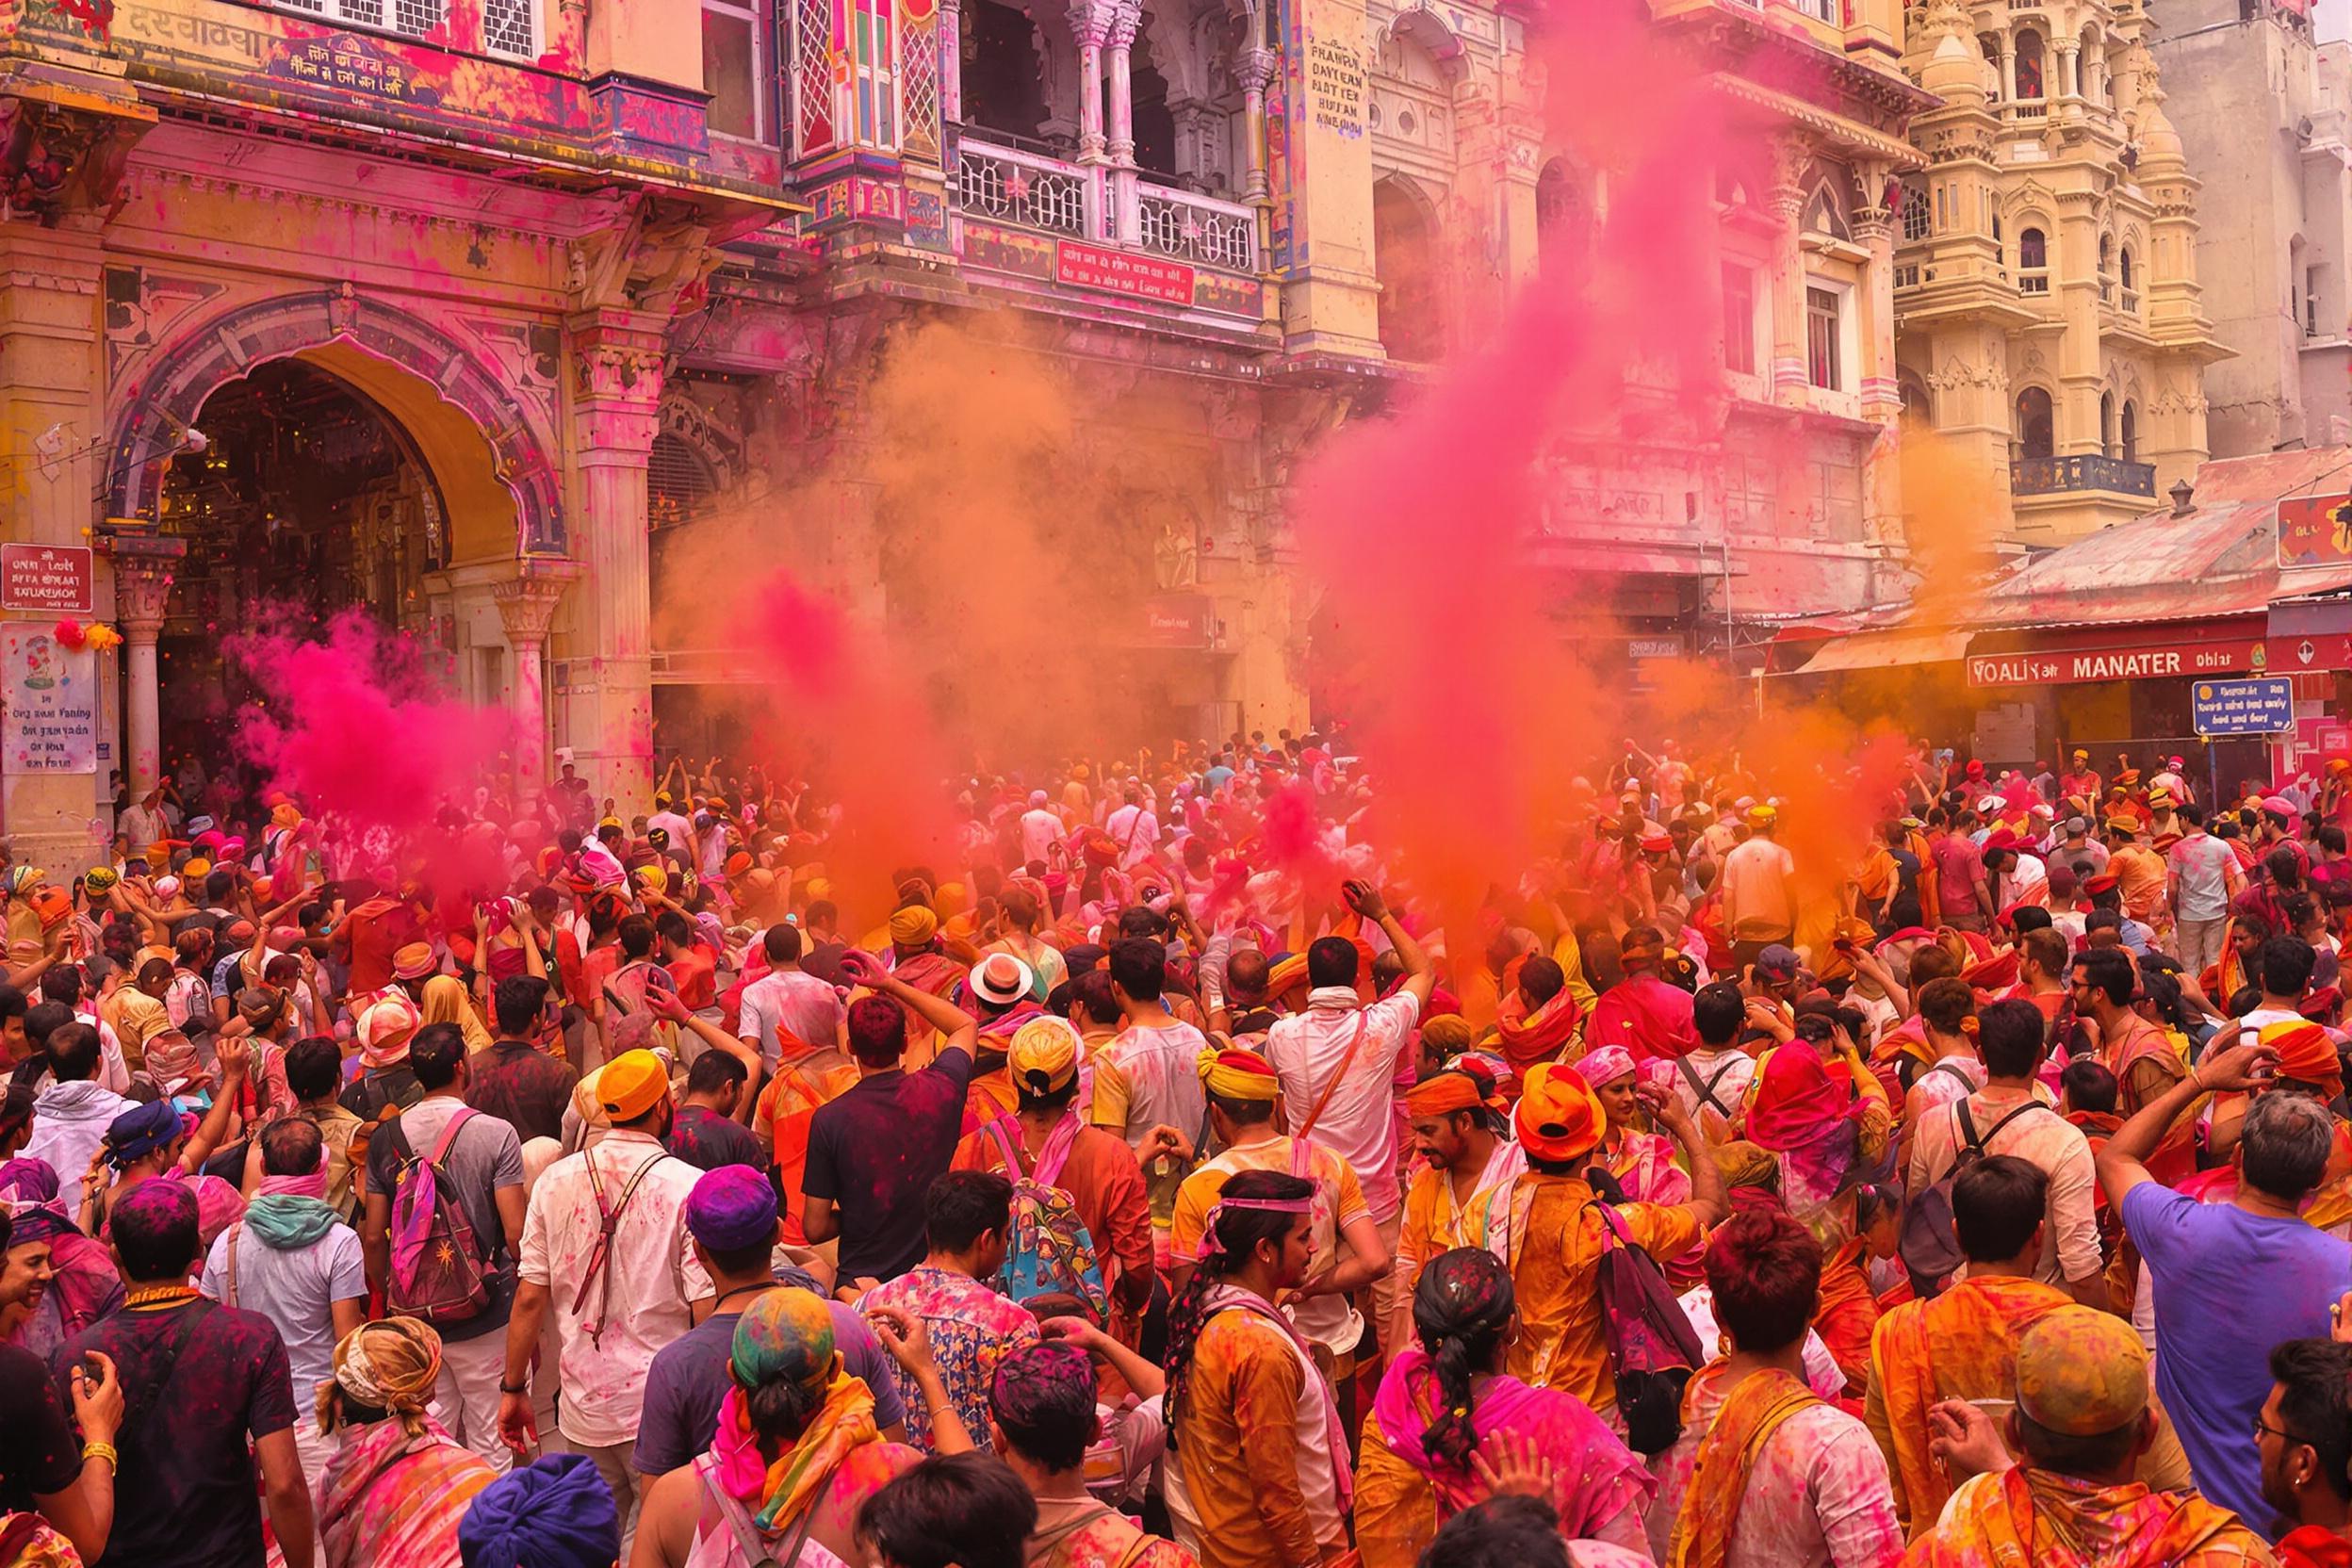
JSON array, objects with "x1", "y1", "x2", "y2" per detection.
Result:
[{"x1": 1788, "y1": 626, "x2": 1973, "y2": 675}]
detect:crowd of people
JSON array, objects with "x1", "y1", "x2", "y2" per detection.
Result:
[{"x1": 5, "y1": 731, "x2": 2352, "y2": 1567}]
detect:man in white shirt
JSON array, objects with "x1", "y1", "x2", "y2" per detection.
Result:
[
  {"x1": 1721, "y1": 806, "x2": 1798, "y2": 966},
  {"x1": 734, "y1": 923, "x2": 846, "y2": 1072},
  {"x1": 645, "y1": 795, "x2": 695, "y2": 861},
  {"x1": 499, "y1": 1047, "x2": 710, "y2": 1545},
  {"x1": 2166, "y1": 805, "x2": 2244, "y2": 982},
  {"x1": 1673, "y1": 982, "x2": 1759, "y2": 1145},
  {"x1": 1263, "y1": 879, "x2": 1434, "y2": 1359},
  {"x1": 1018, "y1": 791, "x2": 1063, "y2": 868},
  {"x1": 1103, "y1": 786, "x2": 1161, "y2": 871}
]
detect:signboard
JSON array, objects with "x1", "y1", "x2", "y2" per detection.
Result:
[
  {"x1": 2278, "y1": 493, "x2": 2352, "y2": 571},
  {"x1": 0, "y1": 544, "x2": 93, "y2": 613},
  {"x1": 1628, "y1": 637, "x2": 1683, "y2": 661},
  {"x1": 1138, "y1": 595, "x2": 1213, "y2": 648},
  {"x1": 1055, "y1": 241, "x2": 1194, "y2": 306},
  {"x1": 1, "y1": 626, "x2": 96, "y2": 773},
  {"x1": 2193, "y1": 678, "x2": 2296, "y2": 737},
  {"x1": 1968, "y1": 639, "x2": 2263, "y2": 687}
]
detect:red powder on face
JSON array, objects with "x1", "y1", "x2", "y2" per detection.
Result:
[{"x1": 224, "y1": 612, "x2": 514, "y2": 841}]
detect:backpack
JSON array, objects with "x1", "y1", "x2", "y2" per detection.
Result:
[
  {"x1": 985, "y1": 1117, "x2": 1109, "y2": 1319},
  {"x1": 384, "y1": 1106, "x2": 491, "y2": 1324},
  {"x1": 1587, "y1": 1200, "x2": 1707, "y2": 1457},
  {"x1": 1898, "y1": 1097, "x2": 2051, "y2": 1296}
]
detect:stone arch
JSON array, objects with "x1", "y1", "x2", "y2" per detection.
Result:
[
  {"x1": 105, "y1": 288, "x2": 564, "y2": 561},
  {"x1": 1384, "y1": 4, "x2": 1465, "y2": 71}
]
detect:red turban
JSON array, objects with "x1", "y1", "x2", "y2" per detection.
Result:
[{"x1": 1744, "y1": 1042, "x2": 1856, "y2": 1153}]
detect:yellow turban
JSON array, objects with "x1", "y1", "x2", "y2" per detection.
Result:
[
  {"x1": 635, "y1": 864, "x2": 669, "y2": 896},
  {"x1": 889, "y1": 906, "x2": 939, "y2": 947},
  {"x1": 803, "y1": 877, "x2": 832, "y2": 903},
  {"x1": 1008, "y1": 1016, "x2": 1083, "y2": 1095},
  {"x1": 1198, "y1": 1044, "x2": 1281, "y2": 1101},
  {"x1": 183, "y1": 858, "x2": 211, "y2": 878},
  {"x1": 597, "y1": 1048, "x2": 671, "y2": 1121},
  {"x1": 935, "y1": 882, "x2": 969, "y2": 920},
  {"x1": 1266, "y1": 955, "x2": 1310, "y2": 996}
]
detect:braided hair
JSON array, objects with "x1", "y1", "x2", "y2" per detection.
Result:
[
  {"x1": 1163, "y1": 1168, "x2": 1314, "y2": 1440},
  {"x1": 1413, "y1": 1247, "x2": 1516, "y2": 1472}
]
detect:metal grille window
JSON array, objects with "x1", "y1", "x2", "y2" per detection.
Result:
[
  {"x1": 793, "y1": 0, "x2": 837, "y2": 154},
  {"x1": 900, "y1": 6, "x2": 939, "y2": 162},
  {"x1": 482, "y1": 0, "x2": 532, "y2": 56},
  {"x1": 1901, "y1": 179, "x2": 1930, "y2": 242},
  {"x1": 393, "y1": 0, "x2": 443, "y2": 39},
  {"x1": 648, "y1": 433, "x2": 719, "y2": 528}
]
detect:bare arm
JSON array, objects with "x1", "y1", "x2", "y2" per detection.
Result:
[
  {"x1": 361, "y1": 1191, "x2": 392, "y2": 1297},
  {"x1": 1040, "y1": 1316, "x2": 1166, "y2": 1399},
  {"x1": 2099, "y1": 1041, "x2": 2268, "y2": 1208},
  {"x1": 256, "y1": 1428, "x2": 316, "y2": 1568},
  {"x1": 801, "y1": 1193, "x2": 839, "y2": 1245},
  {"x1": 841, "y1": 952, "x2": 977, "y2": 1059},
  {"x1": 1345, "y1": 880, "x2": 1435, "y2": 1008},
  {"x1": 1642, "y1": 1086, "x2": 1726, "y2": 1228},
  {"x1": 494, "y1": 1183, "x2": 525, "y2": 1255}
]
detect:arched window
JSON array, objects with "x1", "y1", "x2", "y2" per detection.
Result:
[
  {"x1": 961, "y1": 0, "x2": 1049, "y2": 142},
  {"x1": 1901, "y1": 177, "x2": 1931, "y2": 243},
  {"x1": 1374, "y1": 177, "x2": 1446, "y2": 363},
  {"x1": 2015, "y1": 29, "x2": 2046, "y2": 100},
  {"x1": 1536, "y1": 159, "x2": 1592, "y2": 278},
  {"x1": 2120, "y1": 400, "x2": 2138, "y2": 464},
  {"x1": 2119, "y1": 245, "x2": 2137, "y2": 307},
  {"x1": 1980, "y1": 34, "x2": 2003, "y2": 101},
  {"x1": 2100, "y1": 392, "x2": 2116, "y2": 457},
  {"x1": 2017, "y1": 386, "x2": 2055, "y2": 459},
  {"x1": 2099, "y1": 235, "x2": 2114, "y2": 302},
  {"x1": 1900, "y1": 368, "x2": 1933, "y2": 423},
  {"x1": 2018, "y1": 225, "x2": 2050, "y2": 294},
  {"x1": 1802, "y1": 178, "x2": 1850, "y2": 241}
]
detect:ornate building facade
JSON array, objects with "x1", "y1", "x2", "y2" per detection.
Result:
[
  {"x1": 1892, "y1": 0, "x2": 2228, "y2": 547},
  {"x1": 0, "y1": 0, "x2": 1933, "y2": 867},
  {"x1": 2149, "y1": 0, "x2": 2352, "y2": 455}
]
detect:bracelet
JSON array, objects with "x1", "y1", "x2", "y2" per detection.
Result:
[
  {"x1": 498, "y1": 1379, "x2": 529, "y2": 1395},
  {"x1": 83, "y1": 1442, "x2": 117, "y2": 1473}
]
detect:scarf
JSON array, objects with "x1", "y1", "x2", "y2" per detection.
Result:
[
  {"x1": 711, "y1": 1369, "x2": 878, "y2": 1531},
  {"x1": 246, "y1": 1170, "x2": 342, "y2": 1250},
  {"x1": 1583, "y1": 974, "x2": 1698, "y2": 1061},
  {"x1": 1811, "y1": 1239, "x2": 1878, "y2": 1404},
  {"x1": 1923, "y1": 1465, "x2": 2247, "y2": 1568},
  {"x1": 317, "y1": 1414, "x2": 495, "y2": 1568},
  {"x1": 1494, "y1": 987, "x2": 1583, "y2": 1071},
  {"x1": 1369, "y1": 1348, "x2": 1654, "y2": 1528},
  {"x1": 1666, "y1": 1366, "x2": 1821, "y2": 1568},
  {"x1": 1201, "y1": 1282, "x2": 1355, "y2": 1511}
]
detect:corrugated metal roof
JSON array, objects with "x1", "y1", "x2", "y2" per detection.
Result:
[{"x1": 1921, "y1": 449, "x2": 2352, "y2": 631}]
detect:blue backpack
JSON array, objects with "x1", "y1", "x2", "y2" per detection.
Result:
[{"x1": 984, "y1": 1118, "x2": 1109, "y2": 1319}]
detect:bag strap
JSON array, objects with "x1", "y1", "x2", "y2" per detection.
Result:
[
  {"x1": 224, "y1": 1222, "x2": 241, "y2": 1310},
  {"x1": 985, "y1": 1116, "x2": 1028, "y2": 1180},
  {"x1": 425, "y1": 1106, "x2": 476, "y2": 1170},
  {"x1": 1928, "y1": 1059, "x2": 1976, "y2": 1091},
  {"x1": 1294, "y1": 1009, "x2": 1371, "y2": 1144},
  {"x1": 1678, "y1": 1054, "x2": 1737, "y2": 1117},
  {"x1": 1961, "y1": 1097, "x2": 2050, "y2": 1155}
]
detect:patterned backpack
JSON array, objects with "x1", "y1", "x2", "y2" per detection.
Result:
[{"x1": 985, "y1": 1117, "x2": 1109, "y2": 1319}]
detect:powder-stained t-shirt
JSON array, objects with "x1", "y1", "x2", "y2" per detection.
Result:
[
  {"x1": 804, "y1": 1046, "x2": 975, "y2": 1283},
  {"x1": 664, "y1": 1104, "x2": 764, "y2": 1172},
  {"x1": 0, "y1": 1343, "x2": 79, "y2": 1513},
  {"x1": 631, "y1": 1295, "x2": 907, "y2": 1475},
  {"x1": 57, "y1": 1299, "x2": 297, "y2": 1568}
]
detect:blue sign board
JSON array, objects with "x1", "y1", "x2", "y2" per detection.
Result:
[{"x1": 2192, "y1": 678, "x2": 2295, "y2": 737}]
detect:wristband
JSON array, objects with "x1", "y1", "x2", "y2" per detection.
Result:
[{"x1": 499, "y1": 1379, "x2": 529, "y2": 1395}]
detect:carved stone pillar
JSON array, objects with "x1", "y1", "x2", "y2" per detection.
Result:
[
  {"x1": 939, "y1": 0, "x2": 963, "y2": 123},
  {"x1": 115, "y1": 557, "x2": 174, "y2": 798},
  {"x1": 1070, "y1": 0, "x2": 1109, "y2": 165},
  {"x1": 1240, "y1": 45, "x2": 1278, "y2": 204},
  {"x1": 1767, "y1": 134, "x2": 1812, "y2": 406},
  {"x1": 493, "y1": 564, "x2": 579, "y2": 796},
  {"x1": 563, "y1": 312, "x2": 665, "y2": 809},
  {"x1": 1107, "y1": 2, "x2": 1139, "y2": 167}
]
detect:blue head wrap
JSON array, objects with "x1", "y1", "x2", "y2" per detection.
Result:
[{"x1": 459, "y1": 1453, "x2": 620, "y2": 1568}]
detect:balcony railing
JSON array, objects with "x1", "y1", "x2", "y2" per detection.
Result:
[
  {"x1": 1134, "y1": 184, "x2": 1257, "y2": 271},
  {"x1": 2012, "y1": 453, "x2": 2158, "y2": 498},
  {"x1": 956, "y1": 134, "x2": 1262, "y2": 280},
  {"x1": 956, "y1": 140, "x2": 1094, "y2": 238}
]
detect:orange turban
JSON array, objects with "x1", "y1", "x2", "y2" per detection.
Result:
[
  {"x1": 2262, "y1": 1019, "x2": 2341, "y2": 1086},
  {"x1": 1514, "y1": 1062, "x2": 1606, "y2": 1163},
  {"x1": 1266, "y1": 955, "x2": 1310, "y2": 997},
  {"x1": 1404, "y1": 1067, "x2": 1503, "y2": 1119}
]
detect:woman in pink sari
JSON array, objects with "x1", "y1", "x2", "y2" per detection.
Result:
[
  {"x1": 1578, "y1": 1046, "x2": 1690, "y2": 1205},
  {"x1": 1354, "y1": 1248, "x2": 1655, "y2": 1568},
  {"x1": 316, "y1": 1316, "x2": 498, "y2": 1568},
  {"x1": 0, "y1": 1160, "x2": 124, "y2": 1360}
]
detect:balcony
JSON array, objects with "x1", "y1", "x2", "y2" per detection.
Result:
[
  {"x1": 2012, "y1": 453, "x2": 2157, "y2": 498},
  {"x1": 955, "y1": 136, "x2": 1259, "y2": 274}
]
